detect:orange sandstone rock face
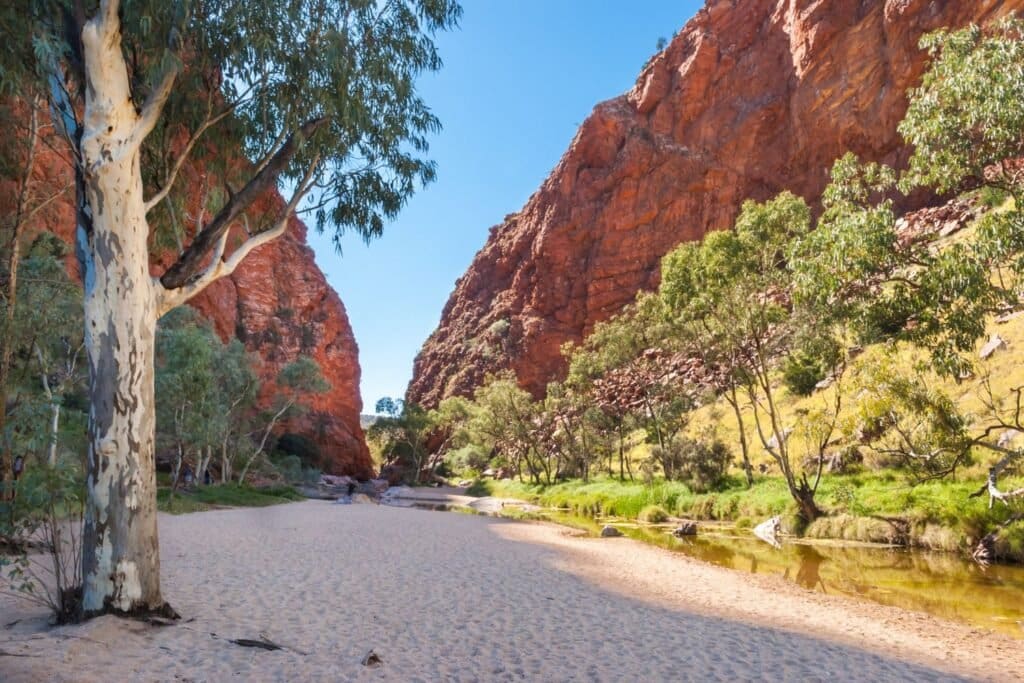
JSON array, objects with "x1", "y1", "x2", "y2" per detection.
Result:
[
  {"x1": 408, "y1": 0, "x2": 1024, "y2": 407},
  {"x1": 187, "y1": 213, "x2": 373, "y2": 479}
]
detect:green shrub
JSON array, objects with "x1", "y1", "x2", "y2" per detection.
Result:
[
  {"x1": 681, "y1": 439, "x2": 733, "y2": 493},
  {"x1": 0, "y1": 461, "x2": 84, "y2": 623},
  {"x1": 638, "y1": 504, "x2": 670, "y2": 523},
  {"x1": 465, "y1": 479, "x2": 492, "y2": 497},
  {"x1": 446, "y1": 444, "x2": 492, "y2": 475},
  {"x1": 782, "y1": 353, "x2": 826, "y2": 396}
]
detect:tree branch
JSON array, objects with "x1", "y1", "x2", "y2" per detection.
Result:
[
  {"x1": 144, "y1": 105, "x2": 235, "y2": 213},
  {"x1": 970, "y1": 443, "x2": 1024, "y2": 509},
  {"x1": 97, "y1": 0, "x2": 120, "y2": 31},
  {"x1": 159, "y1": 117, "x2": 327, "y2": 290},
  {"x1": 156, "y1": 156, "x2": 320, "y2": 316},
  {"x1": 133, "y1": 64, "x2": 178, "y2": 144}
]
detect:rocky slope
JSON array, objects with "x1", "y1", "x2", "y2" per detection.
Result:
[
  {"x1": 409, "y1": 0, "x2": 1024, "y2": 407},
  {"x1": 9, "y1": 117, "x2": 373, "y2": 477}
]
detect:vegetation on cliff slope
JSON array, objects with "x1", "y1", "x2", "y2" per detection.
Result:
[{"x1": 387, "y1": 19, "x2": 1024, "y2": 564}]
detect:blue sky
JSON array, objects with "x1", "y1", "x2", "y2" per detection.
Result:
[{"x1": 307, "y1": 1, "x2": 702, "y2": 412}]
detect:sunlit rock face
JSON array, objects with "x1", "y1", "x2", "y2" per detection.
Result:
[
  {"x1": 408, "y1": 0, "x2": 1024, "y2": 408},
  {"x1": 7, "y1": 121, "x2": 373, "y2": 478},
  {"x1": 185, "y1": 204, "x2": 374, "y2": 479}
]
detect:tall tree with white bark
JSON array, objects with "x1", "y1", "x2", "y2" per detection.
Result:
[{"x1": 25, "y1": 0, "x2": 460, "y2": 618}]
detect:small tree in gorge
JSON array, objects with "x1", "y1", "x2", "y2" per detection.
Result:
[
  {"x1": 661, "y1": 193, "x2": 828, "y2": 522},
  {"x1": 238, "y1": 357, "x2": 328, "y2": 485},
  {"x1": 797, "y1": 18, "x2": 1024, "y2": 524},
  {"x1": 369, "y1": 397, "x2": 431, "y2": 484},
  {"x1": 21, "y1": 0, "x2": 460, "y2": 618}
]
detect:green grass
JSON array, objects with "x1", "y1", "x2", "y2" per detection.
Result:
[
  {"x1": 473, "y1": 470, "x2": 1024, "y2": 560},
  {"x1": 157, "y1": 483, "x2": 304, "y2": 514}
]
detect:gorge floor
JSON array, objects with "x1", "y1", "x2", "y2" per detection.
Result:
[{"x1": 2, "y1": 501, "x2": 1021, "y2": 682}]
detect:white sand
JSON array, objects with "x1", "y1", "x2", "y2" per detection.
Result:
[{"x1": 2, "y1": 500, "x2": 1021, "y2": 682}]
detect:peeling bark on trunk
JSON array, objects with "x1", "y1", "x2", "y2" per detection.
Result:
[{"x1": 77, "y1": 10, "x2": 172, "y2": 618}]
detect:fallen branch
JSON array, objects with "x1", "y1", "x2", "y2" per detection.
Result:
[
  {"x1": 969, "y1": 446, "x2": 1024, "y2": 509},
  {"x1": 230, "y1": 637, "x2": 282, "y2": 651}
]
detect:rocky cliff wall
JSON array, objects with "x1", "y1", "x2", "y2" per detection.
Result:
[{"x1": 408, "y1": 0, "x2": 1024, "y2": 407}]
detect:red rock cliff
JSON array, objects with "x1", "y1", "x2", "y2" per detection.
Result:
[
  {"x1": 187, "y1": 213, "x2": 374, "y2": 479},
  {"x1": 408, "y1": 0, "x2": 1024, "y2": 407}
]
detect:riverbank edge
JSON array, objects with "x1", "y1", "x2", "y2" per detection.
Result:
[{"x1": 468, "y1": 477, "x2": 1024, "y2": 565}]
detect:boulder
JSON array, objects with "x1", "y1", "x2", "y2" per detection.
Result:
[
  {"x1": 765, "y1": 428, "x2": 793, "y2": 452},
  {"x1": 672, "y1": 521, "x2": 698, "y2": 537},
  {"x1": 998, "y1": 430, "x2": 1022, "y2": 449},
  {"x1": 980, "y1": 334, "x2": 1007, "y2": 360},
  {"x1": 600, "y1": 525, "x2": 623, "y2": 538},
  {"x1": 351, "y1": 493, "x2": 376, "y2": 505},
  {"x1": 321, "y1": 474, "x2": 355, "y2": 487},
  {"x1": 753, "y1": 515, "x2": 782, "y2": 549}
]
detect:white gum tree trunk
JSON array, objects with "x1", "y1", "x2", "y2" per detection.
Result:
[
  {"x1": 78, "y1": 9, "x2": 168, "y2": 616},
  {"x1": 70, "y1": 0, "x2": 316, "y2": 618}
]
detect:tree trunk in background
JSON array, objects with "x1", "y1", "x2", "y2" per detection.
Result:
[
  {"x1": 0, "y1": 97, "x2": 41, "y2": 500},
  {"x1": 220, "y1": 438, "x2": 231, "y2": 483},
  {"x1": 77, "y1": 12, "x2": 170, "y2": 618},
  {"x1": 196, "y1": 446, "x2": 211, "y2": 486},
  {"x1": 727, "y1": 385, "x2": 754, "y2": 488}
]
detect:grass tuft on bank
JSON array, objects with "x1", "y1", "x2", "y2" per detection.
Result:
[{"x1": 157, "y1": 483, "x2": 304, "y2": 514}]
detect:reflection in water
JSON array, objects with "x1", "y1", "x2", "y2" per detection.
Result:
[
  {"x1": 540, "y1": 510, "x2": 1024, "y2": 639},
  {"x1": 793, "y1": 544, "x2": 826, "y2": 591}
]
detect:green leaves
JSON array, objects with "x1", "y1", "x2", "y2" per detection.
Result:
[
  {"x1": 794, "y1": 18, "x2": 1024, "y2": 379},
  {"x1": 660, "y1": 191, "x2": 813, "y2": 391},
  {"x1": 169, "y1": 0, "x2": 464, "y2": 244},
  {"x1": 277, "y1": 356, "x2": 329, "y2": 394},
  {"x1": 900, "y1": 17, "x2": 1024, "y2": 195},
  {"x1": 156, "y1": 306, "x2": 259, "y2": 453},
  {"x1": 790, "y1": 154, "x2": 900, "y2": 318}
]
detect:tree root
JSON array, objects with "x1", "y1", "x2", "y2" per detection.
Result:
[
  {"x1": 80, "y1": 598, "x2": 180, "y2": 624},
  {"x1": 972, "y1": 512, "x2": 1024, "y2": 567}
]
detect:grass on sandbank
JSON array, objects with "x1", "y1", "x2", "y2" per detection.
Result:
[{"x1": 157, "y1": 483, "x2": 304, "y2": 514}]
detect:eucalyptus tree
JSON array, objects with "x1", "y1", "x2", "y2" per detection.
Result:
[
  {"x1": 659, "y1": 231, "x2": 756, "y2": 486},
  {"x1": 564, "y1": 295, "x2": 679, "y2": 481},
  {"x1": 26, "y1": 0, "x2": 460, "y2": 617},
  {"x1": 238, "y1": 356, "x2": 328, "y2": 485},
  {"x1": 661, "y1": 193, "x2": 827, "y2": 521},
  {"x1": 155, "y1": 308, "x2": 220, "y2": 489},
  {"x1": 209, "y1": 338, "x2": 256, "y2": 483},
  {"x1": 794, "y1": 18, "x2": 1024, "y2": 510},
  {"x1": 370, "y1": 397, "x2": 432, "y2": 484},
  {"x1": 426, "y1": 395, "x2": 475, "y2": 475},
  {"x1": 0, "y1": 235, "x2": 85, "y2": 483},
  {"x1": 468, "y1": 376, "x2": 548, "y2": 484},
  {"x1": 0, "y1": 11, "x2": 72, "y2": 495}
]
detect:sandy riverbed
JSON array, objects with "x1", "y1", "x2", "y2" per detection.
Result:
[{"x1": 1, "y1": 500, "x2": 1021, "y2": 682}]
